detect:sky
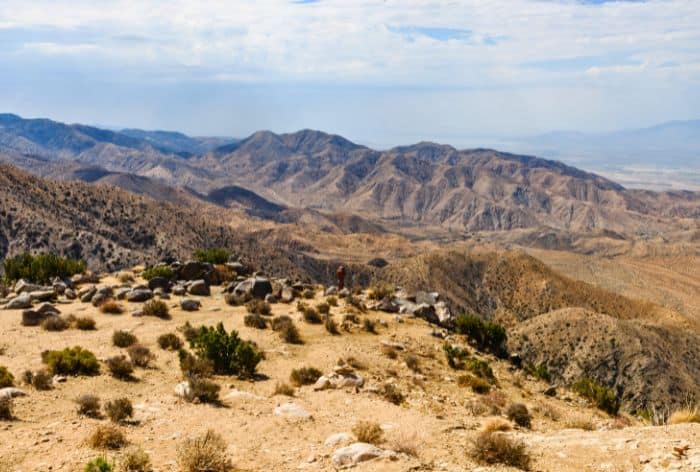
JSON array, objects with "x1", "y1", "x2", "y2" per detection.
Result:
[{"x1": 0, "y1": 0, "x2": 698, "y2": 147}]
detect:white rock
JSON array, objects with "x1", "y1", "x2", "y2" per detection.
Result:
[
  {"x1": 226, "y1": 389, "x2": 266, "y2": 401},
  {"x1": 324, "y1": 432, "x2": 356, "y2": 447},
  {"x1": 273, "y1": 402, "x2": 312, "y2": 420},
  {"x1": 0, "y1": 387, "x2": 27, "y2": 399},
  {"x1": 174, "y1": 381, "x2": 191, "y2": 399},
  {"x1": 332, "y1": 442, "x2": 385, "y2": 467}
]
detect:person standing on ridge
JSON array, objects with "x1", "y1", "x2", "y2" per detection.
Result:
[{"x1": 336, "y1": 265, "x2": 346, "y2": 290}]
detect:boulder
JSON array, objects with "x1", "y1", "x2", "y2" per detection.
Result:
[
  {"x1": 313, "y1": 373, "x2": 364, "y2": 391},
  {"x1": 412, "y1": 303, "x2": 439, "y2": 325},
  {"x1": 332, "y1": 443, "x2": 385, "y2": 467},
  {"x1": 367, "y1": 257, "x2": 389, "y2": 268},
  {"x1": 376, "y1": 298, "x2": 400, "y2": 313},
  {"x1": 36, "y1": 303, "x2": 60, "y2": 316},
  {"x1": 71, "y1": 272, "x2": 100, "y2": 285},
  {"x1": 22, "y1": 309, "x2": 48, "y2": 326},
  {"x1": 29, "y1": 290, "x2": 56, "y2": 302},
  {"x1": 178, "y1": 261, "x2": 213, "y2": 282},
  {"x1": 14, "y1": 280, "x2": 45, "y2": 294},
  {"x1": 187, "y1": 280, "x2": 210, "y2": 296},
  {"x1": 273, "y1": 402, "x2": 313, "y2": 420},
  {"x1": 115, "y1": 288, "x2": 131, "y2": 300},
  {"x1": 79, "y1": 286, "x2": 97, "y2": 303},
  {"x1": 174, "y1": 381, "x2": 191, "y2": 399},
  {"x1": 127, "y1": 289, "x2": 153, "y2": 302},
  {"x1": 225, "y1": 389, "x2": 266, "y2": 401},
  {"x1": 95, "y1": 285, "x2": 114, "y2": 298},
  {"x1": 52, "y1": 281, "x2": 67, "y2": 295},
  {"x1": 180, "y1": 299, "x2": 201, "y2": 311},
  {"x1": 435, "y1": 301, "x2": 454, "y2": 327},
  {"x1": 324, "y1": 286, "x2": 338, "y2": 296},
  {"x1": 172, "y1": 285, "x2": 187, "y2": 296},
  {"x1": 324, "y1": 433, "x2": 356, "y2": 448},
  {"x1": 234, "y1": 277, "x2": 272, "y2": 300},
  {"x1": 280, "y1": 286, "x2": 295, "y2": 303},
  {"x1": 5, "y1": 293, "x2": 32, "y2": 310},
  {"x1": 415, "y1": 291, "x2": 439, "y2": 305},
  {"x1": 148, "y1": 276, "x2": 171, "y2": 292},
  {"x1": 226, "y1": 261, "x2": 249, "y2": 276},
  {"x1": 91, "y1": 293, "x2": 109, "y2": 307},
  {"x1": 64, "y1": 288, "x2": 77, "y2": 300},
  {"x1": 0, "y1": 387, "x2": 27, "y2": 400},
  {"x1": 264, "y1": 294, "x2": 278, "y2": 304}
]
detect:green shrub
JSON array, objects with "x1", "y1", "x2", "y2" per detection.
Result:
[
  {"x1": 106, "y1": 356, "x2": 134, "y2": 380},
  {"x1": 105, "y1": 397, "x2": 133, "y2": 423},
  {"x1": 157, "y1": 333, "x2": 183, "y2": 350},
  {"x1": 0, "y1": 366, "x2": 14, "y2": 388},
  {"x1": 188, "y1": 323, "x2": 262, "y2": 378},
  {"x1": 572, "y1": 378, "x2": 621, "y2": 416},
  {"x1": 119, "y1": 447, "x2": 152, "y2": 472},
  {"x1": 506, "y1": 403, "x2": 532, "y2": 428},
  {"x1": 141, "y1": 299, "x2": 170, "y2": 319},
  {"x1": 193, "y1": 248, "x2": 230, "y2": 265},
  {"x1": 42, "y1": 346, "x2": 100, "y2": 376},
  {"x1": 464, "y1": 358, "x2": 495, "y2": 382},
  {"x1": 454, "y1": 314, "x2": 508, "y2": 357},
  {"x1": 290, "y1": 367, "x2": 322, "y2": 386},
  {"x1": 113, "y1": 330, "x2": 137, "y2": 348},
  {"x1": 525, "y1": 362, "x2": 551, "y2": 382},
  {"x1": 140, "y1": 265, "x2": 174, "y2": 281},
  {"x1": 3, "y1": 252, "x2": 86, "y2": 284},
  {"x1": 443, "y1": 343, "x2": 469, "y2": 369},
  {"x1": 84, "y1": 456, "x2": 114, "y2": 472}
]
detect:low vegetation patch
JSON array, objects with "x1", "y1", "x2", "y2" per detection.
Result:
[
  {"x1": 381, "y1": 383, "x2": 404, "y2": 405},
  {"x1": 84, "y1": 456, "x2": 114, "y2": 472},
  {"x1": 3, "y1": 252, "x2": 86, "y2": 284},
  {"x1": 246, "y1": 299, "x2": 271, "y2": 316},
  {"x1": 141, "y1": 265, "x2": 174, "y2": 281},
  {"x1": 25, "y1": 369, "x2": 52, "y2": 390},
  {"x1": 188, "y1": 322, "x2": 262, "y2": 378},
  {"x1": 178, "y1": 349, "x2": 214, "y2": 379},
  {"x1": 120, "y1": 447, "x2": 152, "y2": 472},
  {"x1": 0, "y1": 366, "x2": 14, "y2": 388},
  {"x1": 176, "y1": 430, "x2": 233, "y2": 472},
  {"x1": 42, "y1": 346, "x2": 100, "y2": 376},
  {"x1": 326, "y1": 295, "x2": 338, "y2": 306},
  {"x1": 157, "y1": 333, "x2": 183, "y2": 350},
  {"x1": 472, "y1": 431, "x2": 530, "y2": 470},
  {"x1": 100, "y1": 301, "x2": 124, "y2": 315},
  {"x1": 273, "y1": 383, "x2": 295, "y2": 397},
  {"x1": 362, "y1": 318, "x2": 377, "y2": 334},
  {"x1": 76, "y1": 394, "x2": 101, "y2": 418},
  {"x1": 193, "y1": 248, "x2": 230, "y2": 264},
  {"x1": 0, "y1": 398, "x2": 13, "y2": 420},
  {"x1": 368, "y1": 281, "x2": 394, "y2": 300},
  {"x1": 42, "y1": 316, "x2": 69, "y2": 332},
  {"x1": 127, "y1": 345, "x2": 155, "y2": 368},
  {"x1": 105, "y1": 397, "x2": 133, "y2": 423},
  {"x1": 525, "y1": 362, "x2": 551, "y2": 382},
  {"x1": 290, "y1": 367, "x2": 322, "y2": 386},
  {"x1": 141, "y1": 299, "x2": 170, "y2": 319},
  {"x1": 454, "y1": 314, "x2": 507, "y2": 357},
  {"x1": 298, "y1": 303, "x2": 322, "y2": 324},
  {"x1": 572, "y1": 378, "x2": 620, "y2": 416},
  {"x1": 668, "y1": 406, "x2": 700, "y2": 425},
  {"x1": 75, "y1": 316, "x2": 96, "y2": 330},
  {"x1": 271, "y1": 316, "x2": 302, "y2": 344},
  {"x1": 324, "y1": 315, "x2": 339, "y2": 335},
  {"x1": 106, "y1": 355, "x2": 135, "y2": 380},
  {"x1": 352, "y1": 421, "x2": 384, "y2": 445},
  {"x1": 186, "y1": 377, "x2": 221, "y2": 404},
  {"x1": 458, "y1": 374, "x2": 491, "y2": 394},
  {"x1": 113, "y1": 330, "x2": 137, "y2": 348},
  {"x1": 244, "y1": 313, "x2": 267, "y2": 329},
  {"x1": 88, "y1": 424, "x2": 128, "y2": 450},
  {"x1": 506, "y1": 403, "x2": 532, "y2": 428},
  {"x1": 404, "y1": 354, "x2": 420, "y2": 373}
]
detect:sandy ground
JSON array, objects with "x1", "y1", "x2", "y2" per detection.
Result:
[{"x1": 0, "y1": 279, "x2": 698, "y2": 471}]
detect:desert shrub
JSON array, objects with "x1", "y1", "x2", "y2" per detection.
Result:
[
  {"x1": 270, "y1": 315, "x2": 291, "y2": 331},
  {"x1": 472, "y1": 431, "x2": 530, "y2": 469},
  {"x1": 668, "y1": 407, "x2": 700, "y2": 424},
  {"x1": 127, "y1": 345, "x2": 155, "y2": 368},
  {"x1": 326, "y1": 296, "x2": 338, "y2": 307},
  {"x1": 157, "y1": 333, "x2": 183, "y2": 350},
  {"x1": 464, "y1": 358, "x2": 495, "y2": 382},
  {"x1": 482, "y1": 417, "x2": 512, "y2": 433},
  {"x1": 301, "y1": 305, "x2": 322, "y2": 324},
  {"x1": 75, "y1": 316, "x2": 97, "y2": 330},
  {"x1": 572, "y1": 378, "x2": 620, "y2": 416},
  {"x1": 178, "y1": 349, "x2": 214, "y2": 378},
  {"x1": 290, "y1": 367, "x2": 322, "y2": 386},
  {"x1": 302, "y1": 289, "x2": 315, "y2": 299},
  {"x1": 245, "y1": 299, "x2": 271, "y2": 316},
  {"x1": 388, "y1": 431, "x2": 419, "y2": 457},
  {"x1": 186, "y1": 377, "x2": 221, "y2": 404},
  {"x1": 368, "y1": 281, "x2": 394, "y2": 300},
  {"x1": 273, "y1": 383, "x2": 295, "y2": 397},
  {"x1": 141, "y1": 265, "x2": 174, "y2": 281},
  {"x1": 3, "y1": 252, "x2": 85, "y2": 284},
  {"x1": 29, "y1": 369, "x2": 53, "y2": 390},
  {"x1": 324, "y1": 315, "x2": 339, "y2": 335},
  {"x1": 100, "y1": 301, "x2": 124, "y2": 315},
  {"x1": 316, "y1": 302, "x2": 330, "y2": 315},
  {"x1": 564, "y1": 414, "x2": 596, "y2": 430},
  {"x1": 213, "y1": 264, "x2": 236, "y2": 284},
  {"x1": 193, "y1": 248, "x2": 230, "y2": 265},
  {"x1": 362, "y1": 318, "x2": 377, "y2": 334},
  {"x1": 381, "y1": 344, "x2": 399, "y2": 359},
  {"x1": 176, "y1": 430, "x2": 232, "y2": 472},
  {"x1": 454, "y1": 314, "x2": 507, "y2": 357},
  {"x1": 346, "y1": 295, "x2": 366, "y2": 312},
  {"x1": 113, "y1": 330, "x2": 137, "y2": 348},
  {"x1": 43, "y1": 346, "x2": 100, "y2": 375},
  {"x1": 381, "y1": 383, "x2": 404, "y2": 405},
  {"x1": 404, "y1": 354, "x2": 420, "y2": 373},
  {"x1": 105, "y1": 397, "x2": 133, "y2": 423},
  {"x1": 244, "y1": 313, "x2": 267, "y2": 329},
  {"x1": 116, "y1": 271, "x2": 135, "y2": 283},
  {"x1": 0, "y1": 366, "x2": 13, "y2": 388},
  {"x1": 119, "y1": 447, "x2": 152, "y2": 472},
  {"x1": 0, "y1": 398, "x2": 12, "y2": 420},
  {"x1": 188, "y1": 322, "x2": 262, "y2": 378},
  {"x1": 270, "y1": 316, "x2": 302, "y2": 344},
  {"x1": 76, "y1": 394, "x2": 101, "y2": 417},
  {"x1": 525, "y1": 362, "x2": 551, "y2": 382},
  {"x1": 223, "y1": 292, "x2": 244, "y2": 306},
  {"x1": 443, "y1": 343, "x2": 469, "y2": 369},
  {"x1": 106, "y1": 355, "x2": 135, "y2": 380},
  {"x1": 179, "y1": 322, "x2": 199, "y2": 343},
  {"x1": 458, "y1": 374, "x2": 491, "y2": 394},
  {"x1": 84, "y1": 456, "x2": 114, "y2": 472},
  {"x1": 507, "y1": 403, "x2": 532, "y2": 428},
  {"x1": 42, "y1": 316, "x2": 69, "y2": 332},
  {"x1": 88, "y1": 425, "x2": 128, "y2": 450},
  {"x1": 352, "y1": 421, "x2": 383, "y2": 445},
  {"x1": 141, "y1": 299, "x2": 170, "y2": 319}
]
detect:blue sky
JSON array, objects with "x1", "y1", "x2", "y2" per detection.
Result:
[{"x1": 0, "y1": 0, "x2": 698, "y2": 147}]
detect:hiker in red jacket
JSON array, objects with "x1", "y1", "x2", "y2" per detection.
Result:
[{"x1": 336, "y1": 265, "x2": 346, "y2": 290}]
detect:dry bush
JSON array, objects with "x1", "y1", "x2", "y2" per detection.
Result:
[
  {"x1": 157, "y1": 333, "x2": 183, "y2": 350},
  {"x1": 76, "y1": 394, "x2": 101, "y2": 417},
  {"x1": 106, "y1": 355, "x2": 134, "y2": 380},
  {"x1": 245, "y1": 299, "x2": 271, "y2": 316},
  {"x1": 324, "y1": 315, "x2": 339, "y2": 335},
  {"x1": 300, "y1": 305, "x2": 322, "y2": 324},
  {"x1": 352, "y1": 421, "x2": 383, "y2": 445},
  {"x1": 75, "y1": 316, "x2": 96, "y2": 330},
  {"x1": 302, "y1": 289, "x2": 315, "y2": 299},
  {"x1": 481, "y1": 417, "x2": 513, "y2": 433},
  {"x1": 113, "y1": 330, "x2": 137, "y2": 348},
  {"x1": 271, "y1": 315, "x2": 292, "y2": 331},
  {"x1": 186, "y1": 377, "x2": 221, "y2": 404},
  {"x1": 507, "y1": 403, "x2": 532, "y2": 428},
  {"x1": 105, "y1": 397, "x2": 133, "y2": 423},
  {"x1": 88, "y1": 424, "x2": 128, "y2": 450},
  {"x1": 668, "y1": 407, "x2": 700, "y2": 425},
  {"x1": 100, "y1": 300, "x2": 124, "y2": 315},
  {"x1": 0, "y1": 398, "x2": 12, "y2": 420},
  {"x1": 42, "y1": 316, "x2": 69, "y2": 331},
  {"x1": 404, "y1": 354, "x2": 420, "y2": 373},
  {"x1": 117, "y1": 271, "x2": 135, "y2": 283},
  {"x1": 120, "y1": 446, "x2": 152, "y2": 472},
  {"x1": 458, "y1": 374, "x2": 491, "y2": 394},
  {"x1": 290, "y1": 367, "x2": 322, "y2": 386},
  {"x1": 0, "y1": 366, "x2": 13, "y2": 388},
  {"x1": 346, "y1": 295, "x2": 366, "y2": 312},
  {"x1": 141, "y1": 299, "x2": 170, "y2": 319},
  {"x1": 272, "y1": 317, "x2": 302, "y2": 344},
  {"x1": 178, "y1": 350, "x2": 214, "y2": 379},
  {"x1": 564, "y1": 414, "x2": 596, "y2": 431},
  {"x1": 381, "y1": 383, "x2": 404, "y2": 405},
  {"x1": 481, "y1": 390, "x2": 507, "y2": 414},
  {"x1": 344, "y1": 357, "x2": 367, "y2": 370},
  {"x1": 29, "y1": 370, "x2": 53, "y2": 390},
  {"x1": 244, "y1": 313, "x2": 267, "y2": 329},
  {"x1": 537, "y1": 403, "x2": 561, "y2": 422},
  {"x1": 316, "y1": 302, "x2": 330, "y2": 315},
  {"x1": 326, "y1": 296, "x2": 338, "y2": 307},
  {"x1": 127, "y1": 345, "x2": 155, "y2": 368},
  {"x1": 176, "y1": 430, "x2": 232, "y2": 472},
  {"x1": 472, "y1": 431, "x2": 530, "y2": 470},
  {"x1": 381, "y1": 344, "x2": 399, "y2": 359},
  {"x1": 388, "y1": 431, "x2": 419, "y2": 457},
  {"x1": 273, "y1": 383, "x2": 295, "y2": 397},
  {"x1": 362, "y1": 318, "x2": 377, "y2": 334},
  {"x1": 368, "y1": 281, "x2": 394, "y2": 300}
]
